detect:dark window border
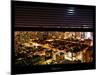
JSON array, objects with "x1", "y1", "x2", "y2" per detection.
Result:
[{"x1": 11, "y1": 1, "x2": 96, "y2": 75}]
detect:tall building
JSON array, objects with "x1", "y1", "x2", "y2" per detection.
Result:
[
  {"x1": 81, "y1": 32, "x2": 86, "y2": 39},
  {"x1": 75, "y1": 32, "x2": 81, "y2": 39}
]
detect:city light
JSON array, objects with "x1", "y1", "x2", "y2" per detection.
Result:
[
  {"x1": 15, "y1": 31, "x2": 93, "y2": 65},
  {"x1": 67, "y1": 7, "x2": 75, "y2": 15}
]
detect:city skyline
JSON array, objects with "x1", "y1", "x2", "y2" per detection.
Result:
[{"x1": 15, "y1": 31, "x2": 93, "y2": 65}]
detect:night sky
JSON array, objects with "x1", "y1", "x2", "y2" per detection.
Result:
[{"x1": 14, "y1": 1, "x2": 95, "y2": 28}]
